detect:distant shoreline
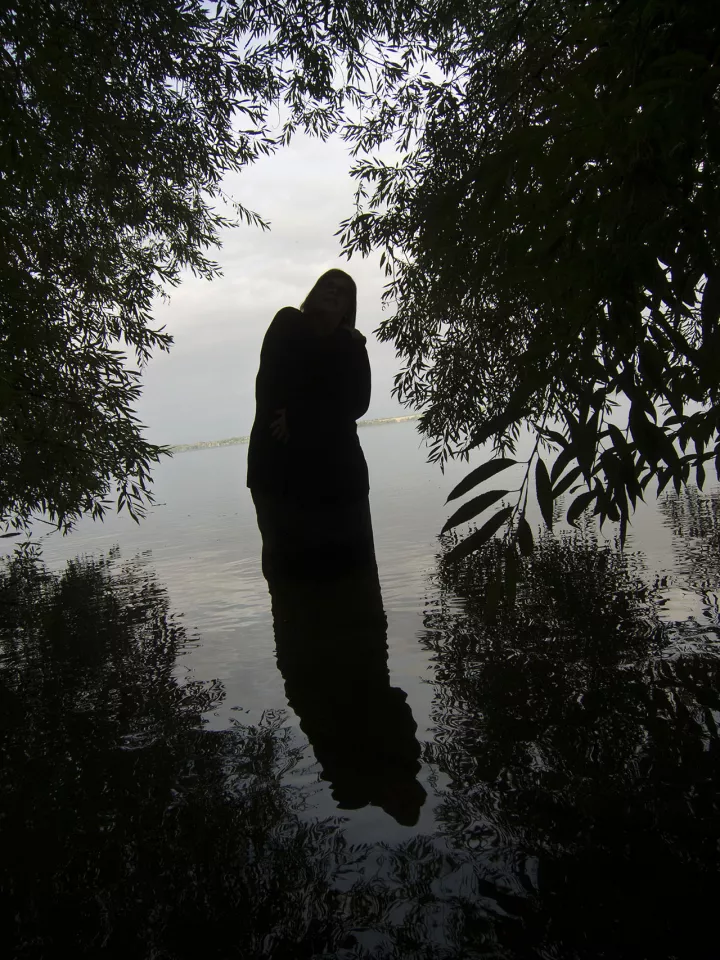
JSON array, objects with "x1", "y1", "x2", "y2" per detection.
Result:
[{"x1": 168, "y1": 414, "x2": 421, "y2": 454}]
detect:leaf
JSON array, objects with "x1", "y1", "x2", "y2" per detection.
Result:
[
  {"x1": 656, "y1": 465, "x2": 674, "y2": 497},
  {"x1": 468, "y1": 408, "x2": 526, "y2": 450},
  {"x1": 604, "y1": 499, "x2": 621, "y2": 524},
  {"x1": 551, "y1": 446, "x2": 575, "y2": 484},
  {"x1": 567, "y1": 490, "x2": 597, "y2": 527},
  {"x1": 516, "y1": 516, "x2": 534, "y2": 556},
  {"x1": 564, "y1": 406, "x2": 600, "y2": 479},
  {"x1": 442, "y1": 489, "x2": 511, "y2": 534},
  {"x1": 626, "y1": 382, "x2": 657, "y2": 421},
  {"x1": 483, "y1": 574, "x2": 502, "y2": 623},
  {"x1": 503, "y1": 546, "x2": 519, "y2": 608},
  {"x1": 535, "y1": 457, "x2": 554, "y2": 530},
  {"x1": 629, "y1": 403, "x2": 678, "y2": 468},
  {"x1": 553, "y1": 465, "x2": 583, "y2": 498},
  {"x1": 638, "y1": 340, "x2": 666, "y2": 389},
  {"x1": 606, "y1": 423, "x2": 631, "y2": 456},
  {"x1": 540, "y1": 428, "x2": 570, "y2": 448},
  {"x1": 445, "y1": 506, "x2": 514, "y2": 562},
  {"x1": 446, "y1": 458, "x2": 517, "y2": 502},
  {"x1": 701, "y1": 272, "x2": 720, "y2": 338}
]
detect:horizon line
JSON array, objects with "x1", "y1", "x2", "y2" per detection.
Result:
[{"x1": 168, "y1": 414, "x2": 421, "y2": 453}]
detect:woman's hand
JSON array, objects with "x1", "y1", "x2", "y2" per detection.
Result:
[{"x1": 270, "y1": 408, "x2": 289, "y2": 443}]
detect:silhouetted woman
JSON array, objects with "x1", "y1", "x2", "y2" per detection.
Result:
[
  {"x1": 247, "y1": 271, "x2": 426, "y2": 824},
  {"x1": 247, "y1": 269, "x2": 373, "y2": 581}
]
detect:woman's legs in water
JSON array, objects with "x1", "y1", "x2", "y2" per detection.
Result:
[{"x1": 250, "y1": 491, "x2": 376, "y2": 583}]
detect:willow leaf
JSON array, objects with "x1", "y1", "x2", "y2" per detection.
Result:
[
  {"x1": 446, "y1": 507, "x2": 514, "y2": 562},
  {"x1": 442, "y1": 489, "x2": 510, "y2": 534},
  {"x1": 535, "y1": 457, "x2": 554, "y2": 530},
  {"x1": 446, "y1": 459, "x2": 517, "y2": 503},
  {"x1": 516, "y1": 516, "x2": 534, "y2": 556}
]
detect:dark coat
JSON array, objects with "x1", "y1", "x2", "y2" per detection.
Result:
[{"x1": 246, "y1": 307, "x2": 371, "y2": 504}]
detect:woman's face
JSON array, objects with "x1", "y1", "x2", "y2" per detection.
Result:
[{"x1": 310, "y1": 273, "x2": 355, "y2": 325}]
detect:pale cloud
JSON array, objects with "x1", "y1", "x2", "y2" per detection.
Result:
[{"x1": 137, "y1": 133, "x2": 405, "y2": 445}]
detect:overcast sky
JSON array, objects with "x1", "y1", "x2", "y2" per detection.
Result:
[{"x1": 136, "y1": 132, "x2": 407, "y2": 446}]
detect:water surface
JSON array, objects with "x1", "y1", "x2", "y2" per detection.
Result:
[{"x1": 2, "y1": 420, "x2": 719, "y2": 957}]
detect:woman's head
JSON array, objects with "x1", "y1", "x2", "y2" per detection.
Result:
[{"x1": 301, "y1": 269, "x2": 357, "y2": 330}]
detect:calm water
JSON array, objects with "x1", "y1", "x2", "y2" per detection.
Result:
[{"x1": 2, "y1": 420, "x2": 719, "y2": 958}]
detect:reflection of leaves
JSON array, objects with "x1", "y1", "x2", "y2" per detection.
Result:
[
  {"x1": 0, "y1": 549, "x2": 529, "y2": 958},
  {"x1": 659, "y1": 488, "x2": 720, "y2": 602},
  {"x1": 0, "y1": 552, "x2": 338, "y2": 956},
  {"x1": 445, "y1": 506, "x2": 513, "y2": 562},
  {"x1": 425, "y1": 527, "x2": 720, "y2": 958},
  {"x1": 0, "y1": 551, "x2": 326, "y2": 956}
]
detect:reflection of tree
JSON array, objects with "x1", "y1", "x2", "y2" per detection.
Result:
[
  {"x1": 11, "y1": 536, "x2": 717, "y2": 960},
  {"x1": 0, "y1": 548, "x2": 354, "y2": 956},
  {"x1": 0, "y1": 548, "x2": 523, "y2": 959},
  {"x1": 0, "y1": 550, "x2": 358, "y2": 956},
  {"x1": 659, "y1": 489, "x2": 720, "y2": 627},
  {"x1": 661, "y1": 488, "x2": 720, "y2": 545},
  {"x1": 423, "y1": 531, "x2": 720, "y2": 958}
]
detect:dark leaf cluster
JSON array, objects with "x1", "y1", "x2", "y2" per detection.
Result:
[
  {"x1": 339, "y1": 0, "x2": 720, "y2": 553},
  {"x1": 0, "y1": 0, "x2": 419, "y2": 530}
]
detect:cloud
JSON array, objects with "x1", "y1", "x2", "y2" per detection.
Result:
[{"x1": 137, "y1": 133, "x2": 405, "y2": 445}]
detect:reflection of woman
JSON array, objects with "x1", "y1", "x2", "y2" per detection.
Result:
[
  {"x1": 271, "y1": 557, "x2": 427, "y2": 827},
  {"x1": 247, "y1": 269, "x2": 374, "y2": 581}
]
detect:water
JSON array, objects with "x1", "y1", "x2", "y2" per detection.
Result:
[{"x1": 2, "y1": 420, "x2": 719, "y2": 958}]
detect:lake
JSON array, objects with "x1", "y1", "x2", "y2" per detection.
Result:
[{"x1": 1, "y1": 419, "x2": 719, "y2": 958}]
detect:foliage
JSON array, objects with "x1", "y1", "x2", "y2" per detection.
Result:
[
  {"x1": 423, "y1": 518, "x2": 720, "y2": 958},
  {"x1": 659, "y1": 486, "x2": 720, "y2": 615},
  {"x1": 1, "y1": 0, "x2": 266, "y2": 528},
  {"x1": 7, "y1": 0, "x2": 719, "y2": 543},
  {"x1": 0, "y1": 547, "x2": 340, "y2": 956},
  {"x1": 0, "y1": 546, "x2": 526, "y2": 958},
  {"x1": 0, "y1": 0, "x2": 423, "y2": 531},
  {"x1": 340, "y1": 0, "x2": 720, "y2": 552}
]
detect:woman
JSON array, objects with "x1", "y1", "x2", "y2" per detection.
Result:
[{"x1": 247, "y1": 269, "x2": 374, "y2": 582}]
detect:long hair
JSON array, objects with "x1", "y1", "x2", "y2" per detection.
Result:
[{"x1": 300, "y1": 269, "x2": 357, "y2": 328}]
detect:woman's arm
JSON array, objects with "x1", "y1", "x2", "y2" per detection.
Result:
[
  {"x1": 281, "y1": 328, "x2": 370, "y2": 429},
  {"x1": 258, "y1": 313, "x2": 371, "y2": 437},
  {"x1": 255, "y1": 307, "x2": 305, "y2": 441},
  {"x1": 338, "y1": 331, "x2": 371, "y2": 421}
]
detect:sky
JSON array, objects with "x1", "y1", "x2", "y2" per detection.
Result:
[{"x1": 136, "y1": 133, "x2": 407, "y2": 446}]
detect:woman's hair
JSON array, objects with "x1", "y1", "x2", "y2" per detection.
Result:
[{"x1": 300, "y1": 269, "x2": 357, "y2": 328}]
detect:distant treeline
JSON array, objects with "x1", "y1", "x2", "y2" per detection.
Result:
[{"x1": 169, "y1": 415, "x2": 421, "y2": 454}]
